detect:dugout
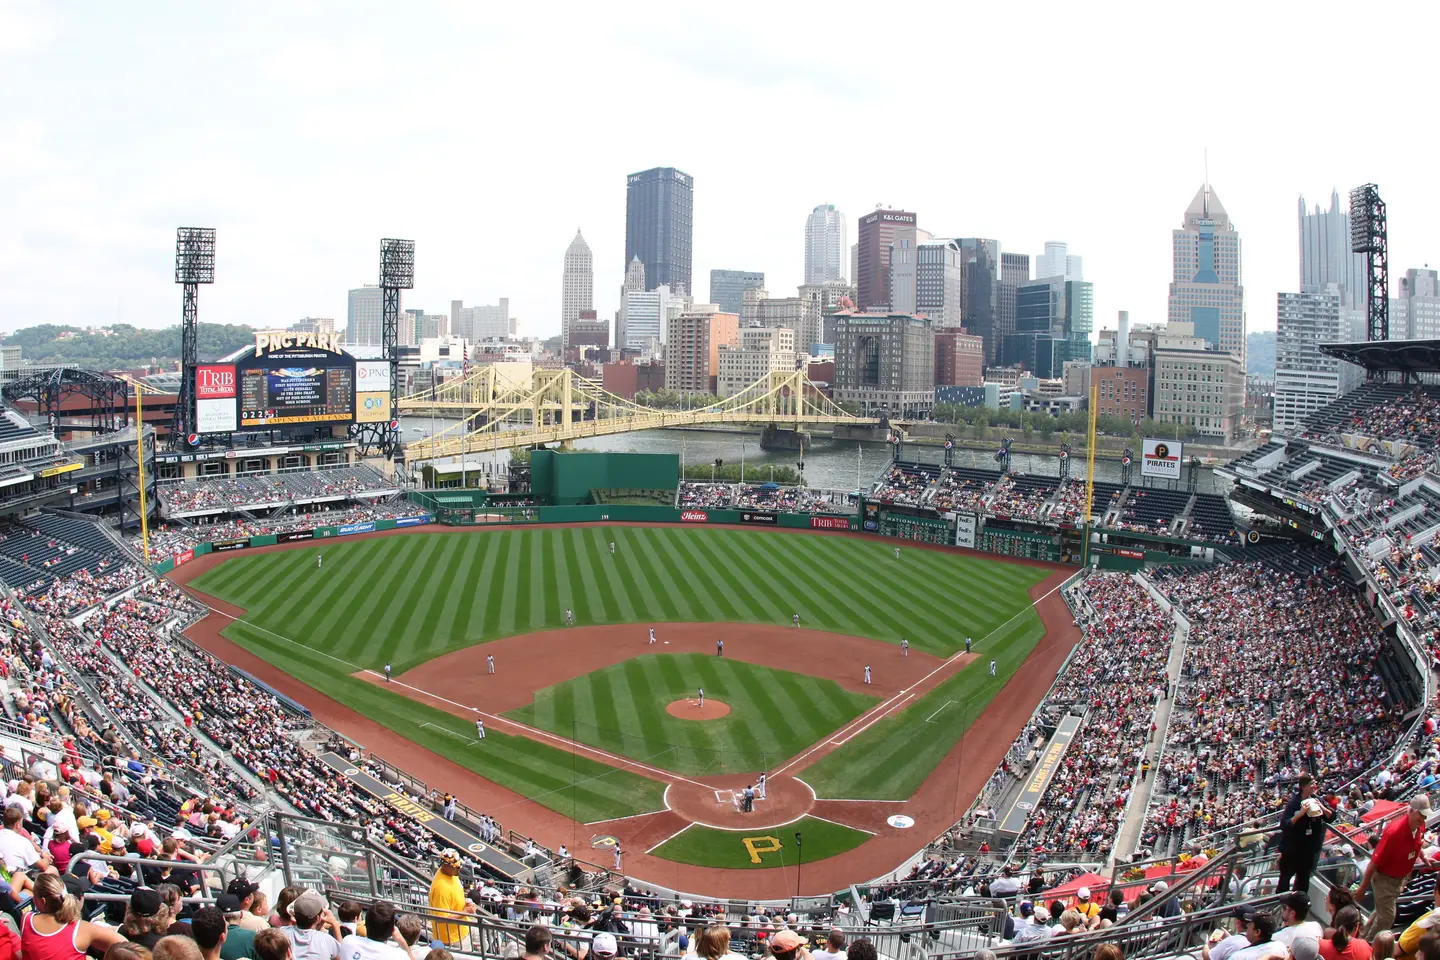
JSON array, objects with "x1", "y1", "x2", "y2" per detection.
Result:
[{"x1": 529, "y1": 450, "x2": 679, "y2": 505}]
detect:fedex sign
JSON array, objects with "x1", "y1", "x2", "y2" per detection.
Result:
[{"x1": 196, "y1": 365, "x2": 236, "y2": 399}]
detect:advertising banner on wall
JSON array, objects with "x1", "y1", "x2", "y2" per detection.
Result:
[
  {"x1": 955, "y1": 512, "x2": 978, "y2": 549},
  {"x1": 810, "y1": 515, "x2": 850, "y2": 530},
  {"x1": 276, "y1": 530, "x2": 314, "y2": 543},
  {"x1": 1141, "y1": 438, "x2": 1183, "y2": 480},
  {"x1": 355, "y1": 361, "x2": 391, "y2": 424},
  {"x1": 196, "y1": 364, "x2": 238, "y2": 434},
  {"x1": 739, "y1": 511, "x2": 777, "y2": 525}
]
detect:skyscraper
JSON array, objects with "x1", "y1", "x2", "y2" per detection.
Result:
[
  {"x1": 1035, "y1": 242, "x2": 1083, "y2": 281},
  {"x1": 1167, "y1": 183, "x2": 1246, "y2": 366},
  {"x1": 1272, "y1": 289, "x2": 1365, "y2": 433},
  {"x1": 347, "y1": 285, "x2": 385, "y2": 346},
  {"x1": 561, "y1": 230, "x2": 593, "y2": 351},
  {"x1": 708, "y1": 269, "x2": 765, "y2": 316},
  {"x1": 915, "y1": 240, "x2": 965, "y2": 328},
  {"x1": 625, "y1": 167, "x2": 693, "y2": 294},
  {"x1": 1393, "y1": 268, "x2": 1440, "y2": 340},
  {"x1": 1299, "y1": 190, "x2": 1366, "y2": 311},
  {"x1": 856, "y1": 208, "x2": 920, "y2": 312},
  {"x1": 804, "y1": 205, "x2": 848, "y2": 284}
]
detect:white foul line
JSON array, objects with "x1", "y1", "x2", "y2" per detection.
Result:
[
  {"x1": 771, "y1": 574, "x2": 1069, "y2": 776},
  {"x1": 925, "y1": 700, "x2": 956, "y2": 724}
]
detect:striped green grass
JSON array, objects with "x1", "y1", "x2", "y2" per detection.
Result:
[
  {"x1": 506, "y1": 653, "x2": 878, "y2": 775},
  {"x1": 190, "y1": 527, "x2": 1049, "y2": 812},
  {"x1": 802, "y1": 602, "x2": 1047, "y2": 800},
  {"x1": 219, "y1": 618, "x2": 667, "y2": 823},
  {"x1": 192, "y1": 527, "x2": 1046, "y2": 670},
  {"x1": 651, "y1": 816, "x2": 870, "y2": 869}
]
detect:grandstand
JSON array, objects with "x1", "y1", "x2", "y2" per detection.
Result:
[{"x1": 3, "y1": 371, "x2": 1440, "y2": 960}]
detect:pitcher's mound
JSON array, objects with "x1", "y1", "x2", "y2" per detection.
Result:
[{"x1": 667, "y1": 699, "x2": 730, "y2": 720}]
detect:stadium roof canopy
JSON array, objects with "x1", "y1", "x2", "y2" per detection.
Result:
[{"x1": 1320, "y1": 339, "x2": 1440, "y2": 374}]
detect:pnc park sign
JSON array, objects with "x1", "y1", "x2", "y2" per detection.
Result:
[{"x1": 253, "y1": 330, "x2": 345, "y2": 357}]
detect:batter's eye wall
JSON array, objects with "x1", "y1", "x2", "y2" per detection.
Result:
[{"x1": 531, "y1": 451, "x2": 680, "y2": 505}]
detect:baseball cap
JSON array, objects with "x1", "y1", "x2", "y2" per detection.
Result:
[
  {"x1": 77, "y1": 816, "x2": 98, "y2": 829},
  {"x1": 227, "y1": 878, "x2": 260, "y2": 899},
  {"x1": 1019, "y1": 901, "x2": 1035, "y2": 917},
  {"x1": 1034, "y1": 907, "x2": 1051, "y2": 923},
  {"x1": 1291, "y1": 938, "x2": 1321, "y2": 960},
  {"x1": 592, "y1": 934, "x2": 618, "y2": 956},
  {"x1": 1284, "y1": 892, "x2": 1311, "y2": 915},
  {"x1": 1076, "y1": 886, "x2": 1091, "y2": 900},
  {"x1": 1151, "y1": 881, "x2": 1169, "y2": 893},
  {"x1": 216, "y1": 893, "x2": 243, "y2": 913},
  {"x1": 439, "y1": 849, "x2": 462, "y2": 866},
  {"x1": 770, "y1": 930, "x2": 805, "y2": 952},
  {"x1": 1414, "y1": 795, "x2": 1433, "y2": 815},
  {"x1": 131, "y1": 888, "x2": 163, "y2": 918},
  {"x1": 291, "y1": 890, "x2": 328, "y2": 926}
]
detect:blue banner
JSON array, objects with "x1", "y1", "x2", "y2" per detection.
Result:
[
  {"x1": 395, "y1": 514, "x2": 431, "y2": 527},
  {"x1": 338, "y1": 521, "x2": 376, "y2": 536}
]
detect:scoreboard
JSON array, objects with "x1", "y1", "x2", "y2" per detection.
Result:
[{"x1": 235, "y1": 334, "x2": 357, "y2": 428}]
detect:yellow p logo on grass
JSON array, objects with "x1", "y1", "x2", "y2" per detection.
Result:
[{"x1": 742, "y1": 836, "x2": 782, "y2": 864}]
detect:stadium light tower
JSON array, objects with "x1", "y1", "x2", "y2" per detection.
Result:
[
  {"x1": 1349, "y1": 184, "x2": 1388, "y2": 346},
  {"x1": 357, "y1": 238, "x2": 414, "y2": 458},
  {"x1": 173, "y1": 227, "x2": 216, "y2": 447}
]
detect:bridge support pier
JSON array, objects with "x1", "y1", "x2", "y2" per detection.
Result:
[
  {"x1": 833, "y1": 424, "x2": 889, "y2": 442},
  {"x1": 760, "y1": 427, "x2": 810, "y2": 451}
]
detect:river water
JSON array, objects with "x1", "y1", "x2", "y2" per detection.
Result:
[{"x1": 398, "y1": 418, "x2": 1225, "y2": 493}]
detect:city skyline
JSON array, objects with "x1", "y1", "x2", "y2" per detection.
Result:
[{"x1": 2, "y1": 5, "x2": 1437, "y2": 345}]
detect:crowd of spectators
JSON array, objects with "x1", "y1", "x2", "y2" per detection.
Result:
[
  {"x1": 987, "y1": 476, "x2": 1057, "y2": 523},
  {"x1": 1016, "y1": 574, "x2": 1174, "y2": 858},
  {"x1": 869, "y1": 464, "x2": 936, "y2": 506},
  {"x1": 1140, "y1": 562, "x2": 1408, "y2": 853},
  {"x1": 1308, "y1": 389, "x2": 1440, "y2": 448},
  {"x1": 159, "y1": 465, "x2": 396, "y2": 515},
  {"x1": 140, "y1": 503, "x2": 430, "y2": 558},
  {"x1": 929, "y1": 471, "x2": 990, "y2": 514},
  {"x1": 677, "y1": 482, "x2": 733, "y2": 509}
]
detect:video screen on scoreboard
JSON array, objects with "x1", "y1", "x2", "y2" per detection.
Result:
[{"x1": 239, "y1": 361, "x2": 355, "y2": 427}]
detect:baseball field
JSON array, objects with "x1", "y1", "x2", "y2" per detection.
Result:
[{"x1": 179, "y1": 523, "x2": 1070, "y2": 892}]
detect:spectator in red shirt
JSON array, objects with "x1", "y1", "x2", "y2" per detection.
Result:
[{"x1": 1358, "y1": 794, "x2": 1434, "y2": 937}]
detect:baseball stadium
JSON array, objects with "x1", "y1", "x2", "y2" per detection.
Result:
[{"x1": 2, "y1": 300, "x2": 1439, "y2": 960}]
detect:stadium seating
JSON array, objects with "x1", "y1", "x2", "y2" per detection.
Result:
[
  {"x1": 140, "y1": 501, "x2": 431, "y2": 556},
  {"x1": 1113, "y1": 487, "x2": 1192, "y2": 536},
  {"x1": 159, "y1": 464, "x2": 398, "y2": 515},
  {"x1": 1184, "y1": 493, "x2": 1239, "y2": 543}
]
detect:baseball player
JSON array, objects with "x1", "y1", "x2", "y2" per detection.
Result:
[
  {"x1": 792, "y1": 613, "x2": 800, "y2": 627},
  {"x1": 564, "y1": 608, "x2": 574, "y2": 626},
  {"x1": 864, "y1": 665, "x2": 872, "y2": 684},
  {"x1": 894, "y1": 546, "x2": 900, "y2": 560},
  {"x1": 648, "y1": 627, "x2": 656, "y2": 644},
  {"x1": 757, "y1": 772, "x2": 767, "y2": 800},
  {"x1": 989, "y1": 659, "x2": 997, "y2": 677},
  {"x1": 475, "y1": 719, "x2": 486, "y2": 740},
  {"x1": 716, "y1": 639, "x2": 724, "y2": 657},
  {"x1": 384, "y1": 663, "x2": 391, "y2": 682},
  {"x1": 487, "y1": 655, "x2": 495, "y2": 675},
  {"x1": 317, "y1": 553, "x2": 323, "y2": 569},
  {"x1": 697, "y1": 687, "x2": 704, "y2": 709},
  {"x1": 965, "y1": 637, "x2": 973, "y2": 653},
  {"x1": 901, "y1": 637, "x2": 909, "y2": 656},
  {"x1": 613, "y1": 843, "x2": 623, "y2": 872},
  {"x1": 609, "y1": 541, "x2": 615, "y2": 554}
]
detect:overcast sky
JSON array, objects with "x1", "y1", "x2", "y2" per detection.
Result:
[{"x1": 2, "y1": 1, "x2": 1435, "y2": 343}]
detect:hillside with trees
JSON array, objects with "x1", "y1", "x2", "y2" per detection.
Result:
[{"x1": 1, "y1": 323, "x2": 256, "y2": 368}]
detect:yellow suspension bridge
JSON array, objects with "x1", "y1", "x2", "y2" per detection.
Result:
[{"x1": 398, "y1": 366, "x2": 880, "y2": 462}]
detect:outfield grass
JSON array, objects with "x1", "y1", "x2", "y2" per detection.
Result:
[
  {"x1": 190, "y1": 527, "x2": 1050, "y2": 817},
  {"x1": 506, "y1": 653, "x2": 878, "y2": 775},
  {"x1": 191, "y1": 526, "x2": 1047, "y2": 669},
  {"x1": 802, "y1": 602, "x2": 1047, "y2": 799},
  {"x1": 651, "y1": 815, "x2": 870, "y2": 868}
]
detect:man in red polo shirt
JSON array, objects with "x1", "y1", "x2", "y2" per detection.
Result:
[{"x1": 1358, "y1": 794, "x2": 1434, "y2": 937}]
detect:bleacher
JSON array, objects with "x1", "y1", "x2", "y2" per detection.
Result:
[
  {"x1": 1186, "y1": 493, "x2": 1239, "y2": 543},
  {"x1": 1114, "y1": 486, "x2": 1191, "y2": 535},
  {"x1": 931, "y1": 467, "x2": 999, "y2": 514},
  {"x1": 1299, "y1": 382, "x2": 1411, "y2": 439},
  {"x1": 159, "y1": 464, "x2": 397, "y2": 516},
  {"x1": 871, "y1": 460, "x2": 942, "y2": 506},
  {"x1": 0, "y1": 409, "x2": 43, "y2": 443}
]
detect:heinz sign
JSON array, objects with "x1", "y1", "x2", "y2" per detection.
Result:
[{"x1": 680, "y1": 510, "x2": 708, "y2": 523}]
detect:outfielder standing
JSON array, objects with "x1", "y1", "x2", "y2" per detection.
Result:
[
  {"x1": 648, "y1": 627, "x2": 656, "y2": 644},
  {"x1": 864, "y1": 665, "x2": 872, "y2": 684},
  {"x1": 317, "y1": 553, "x2": 323, "y2": 569},
  {"x1": 609, "y1": 541, "x2": 615, "y2": 554},
  {"x1": 487, "y1": 655, "x2": 495, "y2": 675},
  {"x1": 989, "y1": 659, "x2": 997, "y2": 677},
  {"x1": 901, "y1": 637, "x2": 909, "y2": 656},
  {"x1": 716, "y1": 639, "x2": 724, "y2": 657},
  {"x1": 384, "y1": 663, "x2": 391, "y2": 682}
]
